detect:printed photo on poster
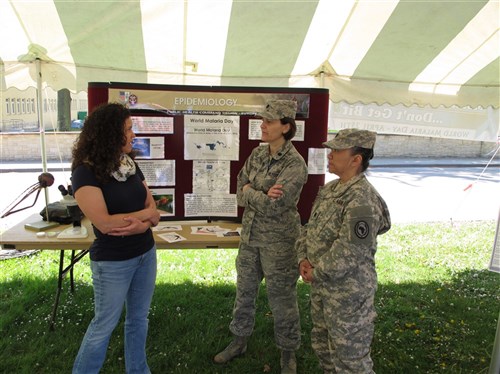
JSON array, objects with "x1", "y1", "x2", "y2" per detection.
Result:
[
  {"x1": 133, "y1": 137, "x2": 151, "y2": 158},
  {"x1": 151, "y1": 188, "x2": 175, "y2": 216},
  {"x1": 137, "y1": 160, "x2": 175, "y2": 186},
  {"x1": 193, "y1": 160, "x2": 230, "y2": 193},
  {"x1": 133, "y1": 137, "x2": 165, "y2": 159},
  {"x1": 131, "y1": 116, "x2": 174, "y2": 134},
  {"x1": 184, "y1": 115, "x2": 240, "y2": 160}
]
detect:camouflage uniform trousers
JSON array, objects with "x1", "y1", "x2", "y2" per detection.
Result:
[
  {"x1": 229, "y1": 241, "x2": 301, "y2": 351},
  {"x1": 310, "y1": 283, "x2": 376, "y2": 373}
]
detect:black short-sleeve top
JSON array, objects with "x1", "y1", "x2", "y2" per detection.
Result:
[{"x1": 72, "y1": 163, "x2": 155, "y2": 261}]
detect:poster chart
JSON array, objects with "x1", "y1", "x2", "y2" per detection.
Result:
[
  {"x1": 184, "y1": 193, "x2": 237, "y2": 218},
  {"x1": 137, "y1": 160, "x2": 175, "y2": 187},
  {"x1": 182, "y1": 114, "x2": 240, "y2": 216},
  {"x1": 131, "y1": 116, "x2": 174, "y2": 134},
  {"x1": 192, "y1": 160, "x2": 231, "y2": 194},
  {"x1": 308, "y1": 148, "x2": 328, "y2": 175},
  {"x1": 184, "y1": 115, "x2": 240, "y2": 160}
]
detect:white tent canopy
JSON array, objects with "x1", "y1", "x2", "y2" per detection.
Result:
[{"x1": 1, "y1": 0, "x2": 499, "y2": 110}]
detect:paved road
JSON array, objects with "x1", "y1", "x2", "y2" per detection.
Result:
[
  {"x1": 334, "y1": 165, "x2": 499, "y2": 223},
  {"x1": 1, "y1": 159, "x2": 499, "y2": 234}
]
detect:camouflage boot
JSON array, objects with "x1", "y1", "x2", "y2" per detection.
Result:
[
  {"x1": 213, "y1": 335, "x2": 247, "y2": 364},
  {"x1": 280, "y1": 350, "x2": 297, "y2": 374}
]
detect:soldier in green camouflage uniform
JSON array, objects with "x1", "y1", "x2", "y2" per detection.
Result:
[
  {"x1": 214, "y1": 100, "x2": 308, "y2": 374},
  {"x1": 296, "y1": 128, "x2": 391, "y2": 373}
]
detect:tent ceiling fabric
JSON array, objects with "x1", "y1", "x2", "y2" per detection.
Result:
[{"x1": 1, "y1": 0, "x2": 498, "y2": 109}]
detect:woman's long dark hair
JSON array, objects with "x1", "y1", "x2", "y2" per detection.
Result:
[{"x1": 71, "y1": 103, "x2": 131, "y2": 182}]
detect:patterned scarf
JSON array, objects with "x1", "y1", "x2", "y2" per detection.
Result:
[{"x1": 111, "y1": 153, "x2": 136, "y2": 182}]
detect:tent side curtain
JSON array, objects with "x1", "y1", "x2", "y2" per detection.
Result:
[
  {"x1": 325, "y1": 75, "x2": 500, "y2": 109},
  {"x1": 3, "y1": 60, "x2": 499, "y2": 110}
]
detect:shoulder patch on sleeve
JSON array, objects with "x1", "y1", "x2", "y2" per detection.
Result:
[
  {"x1": 354, "y1": 220, "x2": 370, "y2": 239},
  {"x1": 347, "y1": 204, "x2": 377, "y2": 244},
  {"x1": 349, "y1": 217, "x2": 375, "y2": 244}
]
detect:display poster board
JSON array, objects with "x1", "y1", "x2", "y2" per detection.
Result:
[{"x1": 88, "y1": 82, "x2": 330, "y2": 222}]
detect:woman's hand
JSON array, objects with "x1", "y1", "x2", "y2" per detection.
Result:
[
  {"x1": 299, "y1": 259, "x2": 314, "y2": 283},
  {"x1": 242, "y1": 183, "x2": 252, "y2": 192},
  {"x1": 107, "y1": 216, "x2": 152, "y2": 236},
  {"x1": 267, "y1": 184, "x2": 284, "y2": 199}
]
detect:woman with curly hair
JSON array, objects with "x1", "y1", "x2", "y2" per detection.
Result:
[{"x1": 71, "y1": 103, "x2": 160, "y2": 374}]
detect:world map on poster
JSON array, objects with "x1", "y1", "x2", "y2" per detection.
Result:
[
  {"x1": 195, "y1": 140, "x2": 228, "y2": 151},
  {"x1": 184, "y1": 115, "x2": 240, "y2": 160}
]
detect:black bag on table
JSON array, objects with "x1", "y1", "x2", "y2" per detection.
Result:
[{"x1": 39, "y1": 202, "x2": 83, "y2": 224}]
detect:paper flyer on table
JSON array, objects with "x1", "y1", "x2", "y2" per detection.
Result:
[
  {"x1": 158, "y1": 232, "x2": 186, "y2": 243},
  {"x1": 153, "y1": 224, "x2": 182, "y2": 232},
  {"x1": 215, "y1": 227, "x2": 242, "y2": 238},
  {"x1": 190, "y1": 225, "x2": 227, "y2": 235}
]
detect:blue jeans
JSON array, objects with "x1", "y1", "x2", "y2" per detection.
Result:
[{"x1": 73, "y1": 246, "x2": 157, "y2": 374}]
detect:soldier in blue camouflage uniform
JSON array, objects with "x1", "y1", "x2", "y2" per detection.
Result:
[
  {"x1": 296, "y1": 128, "x2": 391, "y2": 373},
  {"x1": 214, "y1": 100, "x2": 308, "y2": 374}
]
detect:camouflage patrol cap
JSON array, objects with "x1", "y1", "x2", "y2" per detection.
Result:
[
  {"x1": 257, "y1": 100, "x2": 297, "y2": 120},
  {"x1": 323, "y1": 128, "x2": 376, "y2": 150}
]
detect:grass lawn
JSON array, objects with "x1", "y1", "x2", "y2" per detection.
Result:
[{"x1": 0, "y1": 221, "x2": 498, "y2": 373}]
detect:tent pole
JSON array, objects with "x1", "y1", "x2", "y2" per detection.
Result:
[
  {"x1": 35, "y1": 58, "x2": 48, "y2": 173},
  {"x1": 35, "y1": 58, "x2": 50, "y2": 209}
]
